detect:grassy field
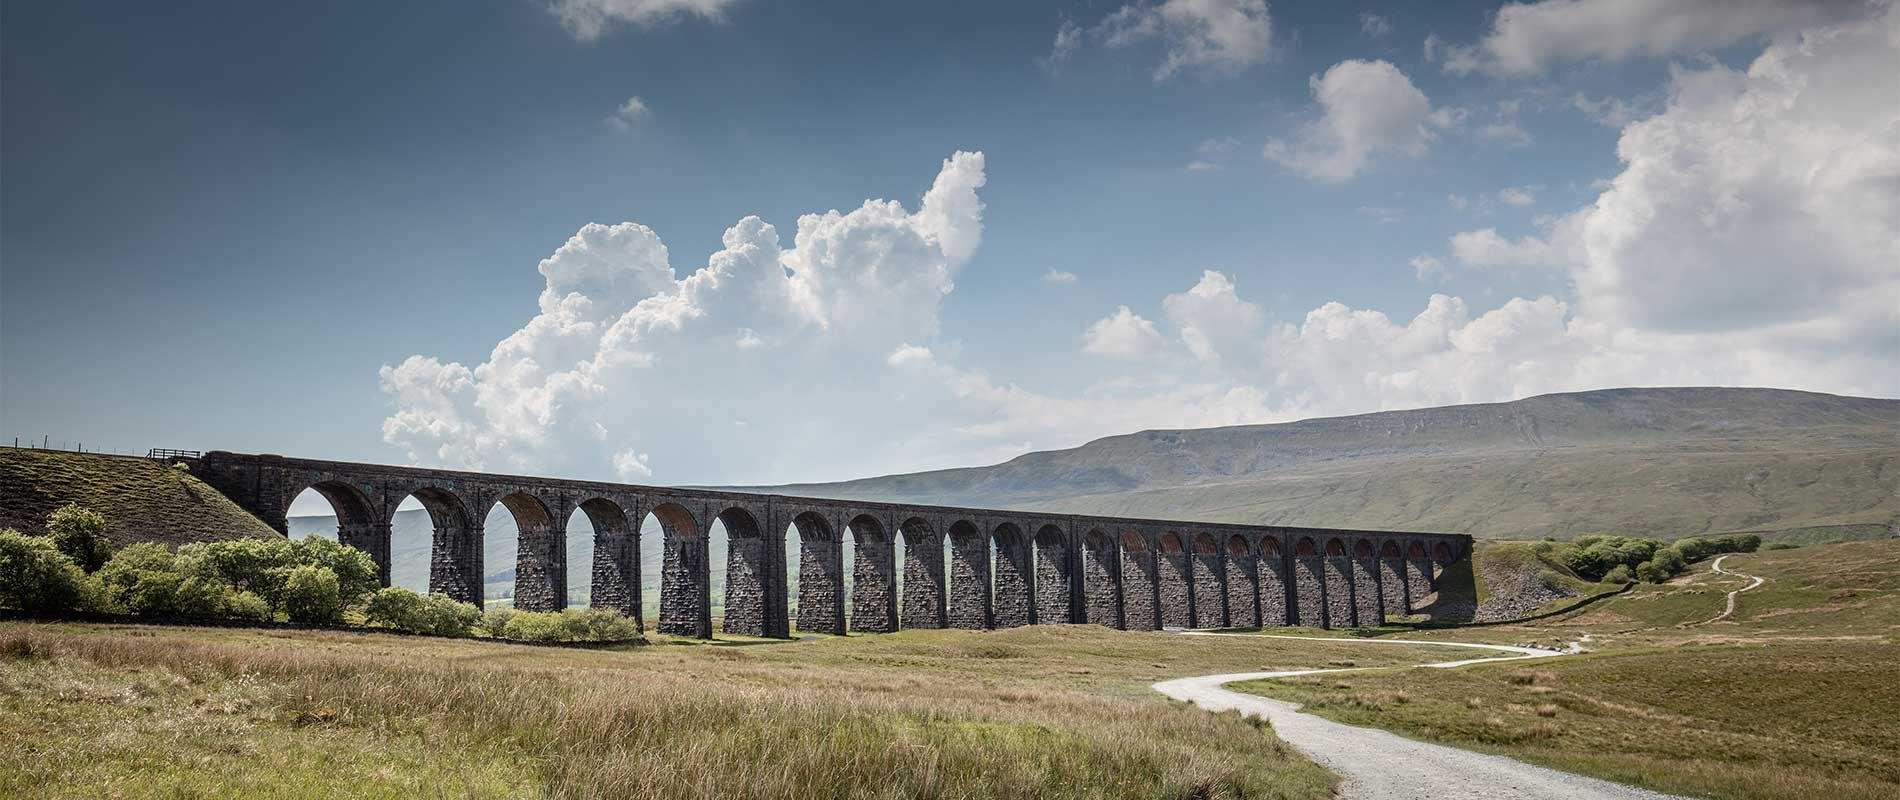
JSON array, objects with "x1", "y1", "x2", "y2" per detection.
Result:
[
  {"x1": 0, "y1": 622, "x2": 1483, "y2": 799},
  {"x1": 1230, "y1": 538, "x2": 1900, "y2": 800}
]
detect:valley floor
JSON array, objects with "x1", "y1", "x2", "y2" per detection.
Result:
[{"x1": 1228, "y1": 539, "x2": 1900, "y2": 800}]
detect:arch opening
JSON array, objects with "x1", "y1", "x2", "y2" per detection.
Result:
[
  {"x1": 286, "y1": 482, "x2": 395, "y2": 587},
  {"x1": 652, "y1": 502, "x2": 710, "y2": 638},
  {"x1": 789, "y1": 511, "x2": 843, "y2": 635},
  {"x1": 489, "y1": 492, "x2": 559, "y2": 612},
  {"x1": 393, "y1": 487, "x2": 478, "y2": 606},
  {"x1": 572, "y1": 498, "x2": 635, "y2": 619},
  {"x1": 718, "y1": 506, "x2": 779, "y2": 636}
]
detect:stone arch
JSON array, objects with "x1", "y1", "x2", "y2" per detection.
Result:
[
  {"x1": 1118, "y1": 531, "x2": 1157, "y2": 630},
  {"x1": 791, "y1": 511, "x2": 844, "y2": 635},
  {"x1": 1349, "y1": 538, "x2": 1383, "y2": 627},
  {"x1": 899, "y1": 517, "x2": 946, "y2": 629},
  {"x1": 946, "y1": 519, "x2": 989, "y2": 629},
  {"x1": 574, "y1": 497, "x2": 638, "y2": 622},
  {"x1": 718, "y1": 505, "x2": 782, "y2": 637},
  {"x1": 1295, "y1": 536, "x2": 1318, "y2": 556},
  {"x1": 1156, "y1": 532, "x2": 1191, "y2": 628},
  {"x1": 1407, "y1": 540, "x2": 1427, "y2": 558},
  {"x1": 991, "y1": 522, "x2": 1032, "y2": 628},
  {"x1": 287, "y1": 480, "x2": 387, "y2": 586},
  {"x1": 1353, "y1": 539, "x2": 1375, "y2": 558},
  {"x1": 652, "y1": 501, "x2": 709, "y2": 637},
  {"x1": 1376, "y1": 537, "x2": 1408, "y2": 619},
  {"x1": 1325, "y1": 538, "x2": 1348, "y2": 557},
  {"x1": 1081, "y1": 529, "x2": 1120, "y2": 628},
  {"x1": 398, "y1": 486, "x2": 480, "y2": 607},
  {"x1": 1404, "y1": 538, "x2": 1436, "y2": 608},
  {"x1": 1032, "y1": 524, "x2": 1074, "y2": 624},
  {"x1": 848, "y1": 514, "x2": 896, "y2": 633},
  {"x1": 1380, "y1": 540, "x2": 1403, "y2": 558},
  {"x1": 1190, "y1": 532, "x2": 1225, "y2": 628},
  {"x1": 493, "y1": 491, "x2": 563, "y2": 612},
  {"x1": 1434, "y1": 541, "x2": 1455, "y2": 563}
]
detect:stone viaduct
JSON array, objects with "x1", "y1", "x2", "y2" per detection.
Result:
[{"x1": 189, "y1": 451, "x2": 1472, "y2": 637}]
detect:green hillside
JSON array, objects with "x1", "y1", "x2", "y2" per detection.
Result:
[
  {"x1": 0, "y1": 449, "x2": 279, "y2": 546},
  {"x1": 755, "y1": 388, "x2": 1900, "y2": 541}
]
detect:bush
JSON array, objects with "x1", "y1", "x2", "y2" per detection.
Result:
[
  {"x1": 1673, "y1": 534, "x2": 1762, "y2": 562},
  {"x1": 1603, "y1": 564, "x2": 1634, "y2": 584},
  {"x1": 178, "y1": 536, "x2": 380, "y2": 615},
  {"x1": 1634, "y1": 559, "x2": 1671, "y2": 584},
  {"x1": 475, "y1": 606, "x2": 515, "y2": 638},
  {"x1": 280, "y1": 565, "x2": 343, "y2": 624},
  {"x1": 363, "y1": 587, "x2": 480, "y2": 636},
  {"x1": 223, "y1": 590, "x2": 273, "y2": 621},
  {"x1": 95, "y1": 543, "x2": 231, "y2": 615},
  {"x1": 45, "y1": 503, "x2": 112, "y2": 572},
  {"x1": 1562, "y1": 536, "x2": 1663, "y2": 582},
  {"x1": 499, "y1": 608, "x2": 640, "y2": 643},
  {"x1": 0, "y1": 529, "x2": 91, "y2": 611}
]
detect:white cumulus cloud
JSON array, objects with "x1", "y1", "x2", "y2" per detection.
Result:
[
  {"x1": 1084, "y1": 306, "x2": 1164, "y2": 359},
  {"x1": 1441, "y1": 0, "x2": 1867, "y2": 76},
  {"x1": 1264, "y1": 59, "x2": 1448, "y2": 182},
  {"x1": 547, "y1": 0, "x2": 743, "y2": 41},
  {"x1": 1097, "y1": 0, "x2": 1274, "y2": 82}
]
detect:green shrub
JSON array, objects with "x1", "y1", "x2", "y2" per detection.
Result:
[
  {"x1": 290, "y1": 537, "x2": 379, "y2": 605},
  {"x1": 1603, "y1": 564, "x2": 1634, "y2": 584},
  {"x1": 280, "y1": 565, "x2": 343, "y2": 624},
  {"x1": 0, "y1": 529, "x2": 91, "y2": 611},
  {"x1": 475, "y1": 606, "x2": 515, "y2": 638},
  {"x1": 362, "y1": 587, "x2": 480, "y2": 636},
  {"x1": 1762, "y1": 542, "x2": 1800, "y2": 551},
  {"x1": 223, "y1": 590, "x2": 273, "y2": 621},
  {"x1": 499, "y1": 608, "x2": 640, "y2": 643},
  {"x1": 179, "y1": 536, "x2": 380, "y2": 614},
  {"x1": 44, "y1": 503, "x2": 112, "y2": 572},
  {"x1": 95, "y1": 543, "x2": 229, "y2": 615},
  {"x1": 1673, "y1": 534, "x2": 1762, "y2": 562},
  {"x1": 1562, "y1": 536, "x2": 1663, "y2": 582}
]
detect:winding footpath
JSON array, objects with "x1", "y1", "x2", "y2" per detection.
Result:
[
  {"x1": 1153, "y1": 633, "x2": 1686, "y2": 800},
  {"x1": 1699, "y1": 555, "x2": 1767, "y2": 624}
]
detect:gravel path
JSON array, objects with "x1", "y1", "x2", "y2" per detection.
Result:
[
  {"x1": 1153, "y1": 634, "x2": 1688, "y2": 800},
  {"x1": 1700, "y1": 555, "x2": 1767, "y2": 624}
]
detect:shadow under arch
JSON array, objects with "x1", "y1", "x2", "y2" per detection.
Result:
[
  {"x1": 899, "y1": 517, "x2": 946, "y2": 629},
  {"x1": 653, "y1": 502, "x2": 710, "y2": 638},
  {"x1": 991, "y1": 522, "x2": 1031, "y2": 628}
]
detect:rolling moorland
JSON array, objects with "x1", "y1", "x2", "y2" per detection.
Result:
[{"x1": 754, "y1": 388, "x2": 1900, "y2": 541}]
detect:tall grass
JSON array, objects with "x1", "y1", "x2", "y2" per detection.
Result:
[{"x1": 0, "y1": 625, "x2": 1338, "y2": 799}]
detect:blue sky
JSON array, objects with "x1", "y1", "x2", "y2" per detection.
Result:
[{"x1": 4, "y1": 0, "x2": 1896, "y2": 492}]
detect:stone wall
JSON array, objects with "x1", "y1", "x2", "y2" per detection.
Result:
[
  {"x1": 850, "y1": 537, "x2": 897, "y2": 633},
  {"x1": 1158, "y1": 546, "x2": 1192, "y2": 628},
  {"x1": 797, "y1": 537, "x2": 845, "y2": 635},
  {"x1": 1191, "y1": 547, "x2": 1226, "y2": 628},
  {"x1": 1224, "y1": 554, "x2": 1258, "y2": 628},
  {"x1": 659, "y1": 534, "x2": 711, "y2": 638},
  {"x1": 1294, "y1": 556, "x2": 1326, "y2": 628},
  {"x1": 901, "y1": 539, "x2": 947, "y2": 629},
  {"x1": 1258, "y1": 557, "x2": 1288, "y2": 626},
  {"x1": 1082, "y1": 543, "x2": 1121, "y2": 627},
  {"x1": 947, "y1": 532, "x2": 990, "y2": 629},
  {"x1": 992, "y1": 539, "x2": 1033, "y2": 628},
  {"x1": 723, "y1": 532, "x2": 769, "y2": 636},
  {"x1": 1324, "y1": 556, "x2": 1356, "y2": 628},
  {"x1": 1119, "y1": 542, "x2": 1158, "y2": 631},
  {"x1": 1352, "y1": 555, "x2": 1384, "y2": 626},
  {"x1": 1379, "y1": 558, "x2": 1409, "y2": 615},
  {"x1": 1406, "y1": 557, "x2": 1436, "y2": 607},
  {"x1": 1034, "y1": 539, "x2": 1075, "y2": 624}
]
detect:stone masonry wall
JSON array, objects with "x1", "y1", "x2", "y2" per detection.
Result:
[
  {"x1": 1225, "y1": 555, "x2": 1258, "y2": 628},
  {"x1": 797, "y1": 538, "x2": 845, "y2": 635},
  {"x1": 659, "y1": 534, "x2": 711, "y2": 638},
  {"x1": 1258, "y1": 558, "x2": 1288, "y2": 626},
  {"x1": 1294, "y1": 556, "x2": 1326, "y2": 628},
  {"x1": 901, "y1": 541, "x2": 947, "y2": 629},
  {"x1": 590, "y1": 528, "x2": 639, "y2": 624},
  {"x1": 723, "y1": 533, "x2": 768, "y2": 636},
  {"x1": 1352, "y1": 555, "x2": 1384, "y2": 626},
  {"x1": 1083, "y1": 545, "x2": 1121, "y2": 627},
  {"x1": 1035, "y1": 542, "x2": 1075, "y2": 624},
  {"x1": 1120, "y1": 545, "x2": 1158, "y2": 631},
  {"x1": 1192, "y1": 550, "x2": 1226, "y2": 628},
  {"x1": 1406, "y1": 557, "x2": 1435, "y2": 607},
  {"x1": 948, "y1": 534, "x2": 990, "y2": 629},
  {"x1": 1158, "y1": 548, "x2": 1192, "y2": 628},
  {"x1": 992, "y1": 542, "x2": 1033, "y2": 628},
  {"x1": 1379, "y1": 558, "x2": 1409, "y2": 615},
  {"x1": 1324, "y1": 556, "x2": 1357, "y2": 628},
  {"x1": 851, "y1": 537, "x2": 897, "y2": 633},
  {"x1": 513, "y1": 520, "x2": 565, "y2": 613}
]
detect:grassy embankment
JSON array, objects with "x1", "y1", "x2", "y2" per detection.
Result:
[
  {"x1": 0, "y1": 622, "x2": 1490, "y2": 799},
  {"x1": 0, "y1": 449, "x2": 277, "y2": 546},
  {"x1": 1230, "y1": 538, "x2": 1900, "y2": 800}
]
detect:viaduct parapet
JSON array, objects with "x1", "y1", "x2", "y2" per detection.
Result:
[{"x1": 189, "y1": 450, "x2": 1472, "y2": 637}]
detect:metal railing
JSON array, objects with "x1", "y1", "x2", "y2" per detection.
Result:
[{"x1": 146, "y1": 448, "x2": 202, "y2": 461}]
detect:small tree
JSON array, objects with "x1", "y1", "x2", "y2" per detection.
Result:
[
  {"x1": 290, "y1": 537, "x2": 379, "y2": 606},
  {"x1": 45, "y1": 503, "x2": 112, "y2": 573},
  {"x1": 94, "y1": 542, "x2": 234, "y2": 616},
  {"x1": 1603, "y1": 564, "x2": 1634, "y2": 584},
  {"x1": 0, "y1": 529, "x2": 90, "y2": 611},
  {"x1": 280, "y1": 565, "x2": 343, "y2": 624}
]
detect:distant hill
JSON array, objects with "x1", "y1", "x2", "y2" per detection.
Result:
[
  {"x1": 747, "y1": 388, "x2": 1900, "y2": 541},
  {"x1": 0, "y1": 449, "x2": 279, "y2": 546}
]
